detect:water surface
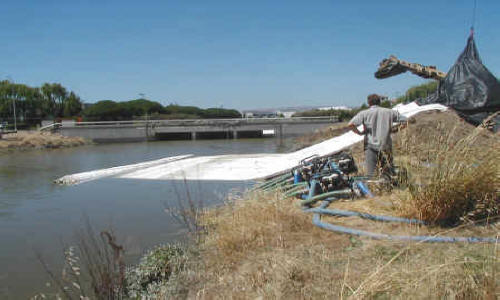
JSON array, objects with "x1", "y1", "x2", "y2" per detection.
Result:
[{"x1": 0, "y1": 138, "x2": 284, "y2": 298}]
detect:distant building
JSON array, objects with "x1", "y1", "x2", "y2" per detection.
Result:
[
  {"x1": 318, "y1": 105, "x2": 352, "y2": 111},
  {"x1": 277, "y1": 111, "x2": 296, "y2": 118},
  {"x1": 242, "y1": 110, "x2": 279, "y2": 118}
]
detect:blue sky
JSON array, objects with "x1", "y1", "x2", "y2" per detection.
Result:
[{"x1": 2, "y1": 1, "x2": 499, "y2": 109}]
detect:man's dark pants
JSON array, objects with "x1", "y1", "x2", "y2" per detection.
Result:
[{"x1": 365, "y1": 147, "x2": 393, "y2": 177}]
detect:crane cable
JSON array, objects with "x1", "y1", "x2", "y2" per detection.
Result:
[{"x1": 471, "y1": 0, "x2": 477, "y2": 35}]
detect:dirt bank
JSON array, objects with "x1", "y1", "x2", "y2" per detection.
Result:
[{"x1": 0, "y1": 131, "x2": 91, "y2": 154}]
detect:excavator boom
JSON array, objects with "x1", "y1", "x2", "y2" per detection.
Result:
[{"x1": 375, "y1": 55, "x2": 446, "y2": 81}]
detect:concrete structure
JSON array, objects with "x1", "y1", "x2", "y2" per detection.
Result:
[{"x1": 59, "y1": 117, "x2": 338, "y2": 143}]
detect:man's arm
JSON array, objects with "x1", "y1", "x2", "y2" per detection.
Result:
[
  {"x1": 348, "y1": 122, "x2": 365, "y2": 135},
  {"x1": 348, "y1": 111, "x2": 365, "y2": 135},
  {"x1": 392, "y1": 110, "x2": 407, "y2": 123},
  {"x1": 391, "y1": 110, "x2": 409, "y2": 132}
]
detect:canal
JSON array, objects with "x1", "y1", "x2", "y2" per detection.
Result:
[{"x1": 0, "y1": 138, "x2": 287, "y2": 298}]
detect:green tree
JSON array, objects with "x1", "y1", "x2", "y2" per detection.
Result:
[
  {"x1": 395, "y1": 81, "x2": 438, "y2": 104},
  {"x1": 122, "y1": 99, "x2": 164, "y2": 117},
  {"x1": 83, "y1": 100, "x2": 125, "y2": 121},
  {"x1": 42, "y1": 83, "x2": 69, "y2": 118},
  {"x1": 64, "y1": 92, "x2": 83, "y2": 117},
  {"x1": 201, "y1": 108, "x2": 241, "y2": 119},
  {"x1": 164, "y1": 104, "x2": 203, "y2": 116},
  {"x1": 0, "y1": 80, "x2": 82, "y2": 126},
  {"x1": 379, "y1": 100, "x2": 392, "y2": 108}
]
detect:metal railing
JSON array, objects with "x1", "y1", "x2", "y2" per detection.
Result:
[
  {"x1": 39, "y1": 123, "x2": 62, "y2": 131},
  {"x1": 58, "y1": 116, "x2": 338, "y2": 128}
]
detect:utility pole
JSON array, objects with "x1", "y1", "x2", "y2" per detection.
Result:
[
  {"x1": 7, "y1": 76, "x2": 17, "y2": 132},
  {"x1": 12, "y1": 98, "x2": 17, "y2": 132},
  {"x1": 139, "y1": 93, "x2": 149, "y2": 140}
]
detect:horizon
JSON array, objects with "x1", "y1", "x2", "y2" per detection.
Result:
[{"x1": 2, "y1": 1, "x2": 499, "y2": 110}]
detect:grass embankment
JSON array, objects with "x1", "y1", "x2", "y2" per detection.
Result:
[
  {"x1": 0, "y1": 131, "x2": 90, "y2": 154},
  {"x1": 153, "y1": 110, "x2": 498, "y2": 299}
]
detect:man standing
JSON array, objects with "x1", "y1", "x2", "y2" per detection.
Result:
[{"x1": 348, "y1": 94, "x2": 405, "y2": 177}]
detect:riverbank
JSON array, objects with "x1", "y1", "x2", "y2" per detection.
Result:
[
  {"x1": 150, "y1": 110, "x2": 499, "y2": 299},
  {"x1": 0, "y1": 131, "x2": 91, "y2": 154},
  {"x1": 34, "y1": 110, "x2": 499, "y2": 299}
]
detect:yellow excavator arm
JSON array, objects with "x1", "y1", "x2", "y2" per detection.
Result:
[{"x1": 375, "y1": 55, "x2": 446, "y2": 81}]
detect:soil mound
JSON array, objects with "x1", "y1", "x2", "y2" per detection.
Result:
[{"x1": 0, "y1": 131, "x2": 90, "y2": 153}]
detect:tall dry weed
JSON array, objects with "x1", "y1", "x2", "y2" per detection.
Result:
[
  {"x1": 35, "y1": 221, "x2": 127, "y2": 300},
  {"x1": 396, "y1": 123, "x2": 499, "y2": 225},
  {"x1": 74, "y1": 222, "x2": 127, "y2": 299},
  {"x1": 164, "y1": 179, "x2": 206, "y2": 236}
]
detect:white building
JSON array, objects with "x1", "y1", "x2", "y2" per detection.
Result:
[{"x1": 318, "y1": 105, "x2": 352, "y2": 111}]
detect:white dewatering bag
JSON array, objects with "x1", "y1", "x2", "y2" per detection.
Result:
[{"x1": 56, "y1": 102, "x2": 447, "y2": 185}]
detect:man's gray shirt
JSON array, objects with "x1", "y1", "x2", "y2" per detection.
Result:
[{"x1": 349, "y1": 105, "x2": 404, "y2": 151}]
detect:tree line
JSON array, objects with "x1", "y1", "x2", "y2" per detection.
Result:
[
  {"x1": 83, "y1": 100, "x2": 242, "y2": 121},
  {"x1": 0, "y1": 80, "x2": 242, "y2": 126},
  {"x1": 0, "y1": 80, "x2": 82, "y2": 126}
]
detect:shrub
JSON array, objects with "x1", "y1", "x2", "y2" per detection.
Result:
[{"x1": 126, "y1": 244, "x2": 186, "y2": 298}]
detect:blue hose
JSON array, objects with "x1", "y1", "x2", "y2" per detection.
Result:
[
  {"x1": 355, "y1": 181, "x2": 374, "y2": 198},
  {"x1": 310, "y1": 201, "x2": 498, "y2": 243},
  {"x1": 305, "y1": 207, "x2": 425, "y2": 225},
  {"x1": 307, "y1": 179, "x2": 321, "y2": 199},
  {"x1": 256, "y1": 157, "x2": 497, "y2": 244},
  {"x1": 293, "y1": 169, "x2": 303, "y2": 184}
]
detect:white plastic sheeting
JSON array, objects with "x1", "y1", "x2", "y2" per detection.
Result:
[
  {"x1": 56, "y1": 102, "x2": 447, "y2": 185},
  {"x1": 55, "y1": 155, "x2": 193, "y2": 185}
]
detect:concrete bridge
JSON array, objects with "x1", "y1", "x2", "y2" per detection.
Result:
[{"x1": 58, "y1": 117, "x2": 338, "y2": 142}]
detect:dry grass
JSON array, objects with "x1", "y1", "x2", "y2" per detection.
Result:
[
  {"x1": 164, "y1": 190, "x2": 499, "y2": 299},
  {"x1": 393, "y1": 111, "x2": 499, "y2": 225},
  {"x1": 0, "y1": 131, "x2": 89, "y2": 153}
]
